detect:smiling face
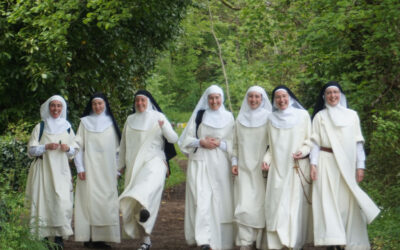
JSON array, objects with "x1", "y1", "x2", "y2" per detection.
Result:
[
  {"x1": 247, "y1": 91, "x2": 262, "y2": 110},
  {"x1": 324, "y1": 87, "x2": 341, "y2": 106},
  {"x1": 135, "y1": 95, "x2": 148, "y2": 113},
  {"x1": 49, "y1": 100, "x2": 63, "y2": 119},
  {"x1": 274, "y1": 90, "x2": 289, "y2": 111},
  {"x1": 92, "y1": 98, "x2": 105, "y2": 115},
  {"x1": 208, "y1": 93, "x2": 222, "y2": 111}
]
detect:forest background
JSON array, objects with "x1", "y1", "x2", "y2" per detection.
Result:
[{"x1": 0, "y1": 0, "x2": 399, "y2": 249}]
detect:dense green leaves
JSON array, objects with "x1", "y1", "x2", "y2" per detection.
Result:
[{"x1": 0, "y1": 0, "x2": 190, "y2": 131}]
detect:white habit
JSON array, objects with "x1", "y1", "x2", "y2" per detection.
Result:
[
  {"x1": 233, "y1": 122, "x2": 269, "y2": 247},
  {"x1": 25, "y1": 124, "x2": 77, "y2": 239},
  {"x1": 311, "y1": 109, "x2": 380, "y2": 249},
  {"x1": 264, "y1": 108, "x2": 313, "y2": 249},
  {"x1": 118, "y1": 110, "x2": 178, "y2": 239},
  {"x1": 74, "y1": 123, "x2": 121, "y2": 243},
  {"x1": 180, "y1": 118, "x2": 235, "y2": 250}
]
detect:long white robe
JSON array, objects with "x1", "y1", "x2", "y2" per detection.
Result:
[
  {"x1": 118, "y1": 112, "x2": 178, "y2": 239},
  {"x1": 264, "y1": 109, "x2": 313, "y2": 249},
  {"x1": 25, "y1": 123, "x2": 77, "y2": 238},
  {"x1": 74, "y1": 124, "x2": 120, "y2": 243},
  {"x1": 311, "y1": 109, "x2": 380, "y2": 249},
  {"x1": 180, "y1": 119, "x2": 235, "y2": 250},
  {"x1": 232, "y1": 122, "x2": 268, "y2": 247}
]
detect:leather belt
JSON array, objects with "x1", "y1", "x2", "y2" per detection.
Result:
[{"x1": 320, "y1": 147, "x2": 333, "y2": 153}]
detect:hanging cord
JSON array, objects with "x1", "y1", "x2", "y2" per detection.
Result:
[{"x1": 294, "y1": 158, "x2": 312, "y2": 204}]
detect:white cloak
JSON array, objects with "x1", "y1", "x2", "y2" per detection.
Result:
[
  {"x1": 264, "y1": 109, "x2": 313, "y2": 249},
  {"x1": 25, "y1": 123, "x2": 77, "y2": 238},
  {"x1": 180, "y1": 119, "x2": 235, "y2": 250},
  {"x1": 232, "y1": 122, "x2": 268, "y2": 245},
  {"x1": 118, "y1": 112, "x2": 178, "y2": 239},
  {"x1": 311, "y1": 109, "x2": 380, "y2": 249},
  {"x1": 74, "y1": 124, "x2": 121, "y2": 242}
]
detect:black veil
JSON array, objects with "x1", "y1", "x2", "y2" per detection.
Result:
[
  {"x1": 81, "y1": 92, "x2": 121, "y2": 140},
  {"x1": 311, "y1": 81, "x2": 346, "y2": 120},
  {"x1": 133, "y1": 90, "x2": 177, "y2": 172}
]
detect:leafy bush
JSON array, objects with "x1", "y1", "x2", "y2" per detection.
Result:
[
  {"x1": 0, "y1": 122, "x2": 33, "y2": 191},
  {"x1": 0, "y1": 187, "x2": 48, "y2": 250},
  {"x1": 361, "y1": 110, "x2": 400, "y2": 249},
  {"x1": 365, "y1": 110, "x2": 400, "y2": 208},
  {"x1": 368, "y1": 208, "x2": 400, "y2": 250},
  {"x1": 0, "y1": 121, "x2": 48, "y2": 249}
]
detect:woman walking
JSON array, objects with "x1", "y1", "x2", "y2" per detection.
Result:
[
  {"x1": 118, "y1": 90, "x2": 178, "y2": 250},
  {"x1": 179, "y1": 85, "x2": 235, "y2": 250},
  {"x1": 74, "y1": 92, "x2": 121, "y2": 248}
]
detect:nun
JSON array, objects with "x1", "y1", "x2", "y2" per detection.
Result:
[
  {"x1": 118, "y1": 90, "x2": 178, "y2": 250},
  {"x1": 25, "y1": 95, "x2": 78, "y2": 248},
  {"x1": 231, "y1": 86, "x2": 272, "y2": 250},
  {"x1": 73, "y1": 93, "x2": 121, "y2": 247},
  {"x1": 262, "y1": 86, "x2": 313, "y2": 250},
  {"x1": 178, "y1": 85, "x2": 235, "y2": 250},
  {"x1": 310, "y1": 81, "x2": 380, "y2": 250}
]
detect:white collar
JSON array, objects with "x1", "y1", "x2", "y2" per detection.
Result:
[
  {"x1": 237, "y1": 86, "x2": 272, "y2": 127},
  {"x1": 40, "y1": 95, "x2": 71, "y2": 134},
  {"x1": 81, "y1": 108, "x2": 113, "y2": 133},
  {"x1": 202, "y1": 107, "x2": 233, "y2": 128},
  {"x1": 127, "y1": 110, "x2": 159, "y2": 131},
  {"x1": 326, "y1": 103, "x2": 353, "y2": 127},
  {"x1": 269, "y1": 106, "x2": 301, "y2": 129}
]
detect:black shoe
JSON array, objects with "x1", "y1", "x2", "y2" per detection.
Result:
[
  {"x1": 327, "y1": 246, "x2": 343, "y2": 250},
  {"x1": 54, "y1": 236, "x2": 64, "y2": 249},
  {"x1": 84, "y1": 240, "x2": 94, "y2": 248},
  {"x1": 138, "y1": 243, "x2": 151, "y2": 250},
  {"x1": 93, "y1": 241, "x2": 112, "y2": 248},
  {"x1": 201, "y1": 244, "x2": 211, "y2": 250},
  {"x1": 139, "y1": 209, "x2": 150, "y2": 222}
]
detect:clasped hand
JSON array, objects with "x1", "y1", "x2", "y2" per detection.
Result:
[
  {"x1": 200, "y1": 137, "x2": 220, "y2": 149},
  {"x1": 45, "y1": 142, "x2": 70, "y2": 152}
]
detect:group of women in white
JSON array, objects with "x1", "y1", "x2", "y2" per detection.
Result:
[
  {"x1": 25, "y1": 82, "x2": 380, "y2": 250},
  {"x1": 26, "y1": 90, "x2": 178, "y2": 250}
]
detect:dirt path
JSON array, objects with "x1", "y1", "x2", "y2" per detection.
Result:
[{"x1": 64, "y1": 159, "x2": 324, "y2": 250}]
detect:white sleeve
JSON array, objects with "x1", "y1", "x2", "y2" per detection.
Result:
[
  {"x1": 66, "y1": 147, "x2": 75, "y2": 158},
  {"x1": 28, "y1": 145, "x2": 46, "y2": 157},
  {"x1": 309, "y1": 142, "x2": 320, "y2": 166},
  {"x1": 356, "y1": 142, "x2": 366, "y2": 169},
  {"x1": 74, "y1": 150, "x2": 85, "y2": 173},
  {"x1": 188, "y1": 139, "x2": 201, "y2": 148},
  {"x1": 231, "y1": 156, "x2": 238, "y2": 166},
  {"x1": 219, "y1": 140, "x2": 227, "y2": 152},
  {"x1": 160, "y1": 115, "x2": 179, "y2": 143}
]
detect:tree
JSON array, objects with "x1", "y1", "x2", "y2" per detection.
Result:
[{"x1": 0, "y1": 0, "x2": 190, "y2": 131}]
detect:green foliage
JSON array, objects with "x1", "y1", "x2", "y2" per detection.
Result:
[
  {"x1": 0, "y1": 188, "x2": 48, "y2": 250},
  {"x1": 368, "y1": 208, "x2": 400, "y2": 250},
  {"x1": 0, "y1": 0, "x2": 191, "y2": 132},
  {"x1": 0, "y1": 122, "x2": 47, "y2": 249},
  {"x1": 165, "y1": 158, "x2": 186, "y2": 189},
  {"x1": 0, "y1": 121, "x2": 33, "y2": 191},
  {"x1": 363, "y1": 110, "x2": 400, "y2": 209}
]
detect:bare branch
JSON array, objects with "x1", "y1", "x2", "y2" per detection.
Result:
[
  {"x1": 219, "y1": 0, "x2": 241, "y2": 11},
  {"x1": 208, "y1": 1, "x2": 233, "y2": 112}
]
